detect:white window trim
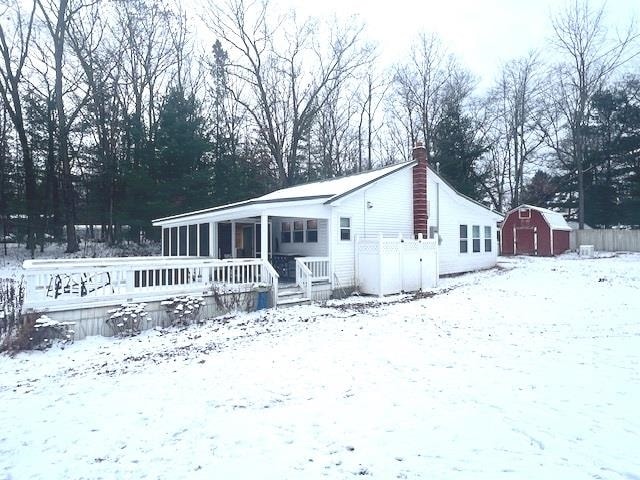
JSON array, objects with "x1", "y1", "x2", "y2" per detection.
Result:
[
  {"x1": 340, "y1": 217, "x2": 351, "y2": 241},
  {"x1": 519, "y1": 209, "x2": 531, "y2": 219},
  {"x1": 484, "y1": 226, "x2": 492, "y2": 252},
  {"x1": 472, "y1": 225, "x2": 481, "y2": 253},
  {"x1": 459, "y1": 224, "x2": 468, "y2": 253}
]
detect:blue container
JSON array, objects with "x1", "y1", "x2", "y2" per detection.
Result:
[{"x1": 256, "y1": 291, "x2": 269, "y2": 310}]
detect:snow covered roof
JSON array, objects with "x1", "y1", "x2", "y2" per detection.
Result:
[
  {"x1": 153, "y1": 161, "x2": 415, "y2": 224},
  {"x1": 259, "y1": 162, "x2": 414, "y2": 202},
  {"x1": 512, "y1": 204, "x2": 572, "y2": 231}
]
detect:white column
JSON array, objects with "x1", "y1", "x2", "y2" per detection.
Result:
[
  {"x1": 161, "y1": 227, "x2": 165, "y2": 256},
  {"x1": 260, "y1": 213, "x2": 268, "y2": 262},
  {"x1": 231, "y1": 222, "x2": 236, "y2": 258}
]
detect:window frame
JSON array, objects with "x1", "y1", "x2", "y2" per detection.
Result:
[
  {"x1": 519, "y1": 208, "x2": 531, "y2": 219},
  {"x1": 306, "y1": 219, "x2": 318, "y2": 243},
  {"x1": 281, "y1": 221, "x2": 291, "y2": 243},
  {"x1": 340, "y1": 217, "x2": 351, "y2": 241},
  {"x1": 472, "y1": 225, "x2": 481, "y2": 253},
  {"x1": 484, "y1": 226, "x2": 492, "y2": 252},
  {"x1": 293, "y1": 220, "x2": 304, "y2": 243},
  {"x1": 459, "y1": 225, "x2": 468, "y2": 253}
]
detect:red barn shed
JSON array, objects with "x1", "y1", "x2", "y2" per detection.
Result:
[{"x1": 501, "y1": 205, "x2": 571, "y2": 256}]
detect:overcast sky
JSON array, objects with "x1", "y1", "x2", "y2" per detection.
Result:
[{"x1": 286, "y1": 0, "x2": 639, "y2": 90}]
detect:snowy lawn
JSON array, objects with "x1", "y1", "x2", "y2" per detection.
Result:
[{"x1": 1, "y1": 254, "x2": 639, "y2": 479}]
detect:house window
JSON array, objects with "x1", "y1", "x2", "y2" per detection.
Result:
[
  {"x1": 519, "y1": 208, "x2": 531, "y2": 219},
  {"x1": 340, "y1": 217, "x2": 351, "y2": 241},
  {"x1": 281, "y1": 222, "x2": 291, "y2": 243},
  {"x1": 162, "y1": 229, "x2": 170, "y2": 256},
  {"x1": 306, "y1": 219, "x2": 318, "y2": 243},
  {"x1": 199, "y1": 223, "x2": 210, "y2": 256},
  {"x1": 170, "y1": 227, "x2": 178, "y2": 256},
  {"x1": 179, "y1": 226, "x2": 187, "y2": 256},
  {"x1": 484, "y1": 226, "x2": 492, "y2": 252},
  {"x1": 459, "y1": 225, "x2": 468, "y2": 253},
  {"x1": 472, "y1": 225, "x2": 481, "y2": 253},
  {"x1": 188, "y1": 224, "x2": 198, "y2": 256},
  {"x1": 293, "y1": 220, "x2": 304, "y2": 243}
]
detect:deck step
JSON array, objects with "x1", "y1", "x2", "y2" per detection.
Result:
[
  {"x1": 276, "y1": 296, "x2": 311, "y2": 307},
  {"x1": 278, "y1": 288, "x2": 305, "y2": 298}
]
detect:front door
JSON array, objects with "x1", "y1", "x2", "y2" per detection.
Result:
[{"x1": 515, "y1": 228, "x2": 536, "y2": 255}]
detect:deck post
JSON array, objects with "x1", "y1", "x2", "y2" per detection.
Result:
[
  {"x1": 231, "y1": 222, "x2": 236, "y2": 258},
  {"x1": 260, "y1": 213, "x2": 268, "y2": 262}
]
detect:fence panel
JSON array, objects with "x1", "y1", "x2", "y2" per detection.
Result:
[
  {"x1": 356, "y1": 234, "x2": 438, "y2": 296},
  {"x1": 570, "y1": 230, "x2": 640, "y2": 252}
]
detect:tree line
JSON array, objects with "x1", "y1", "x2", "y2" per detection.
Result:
[{"x1": 0, "y1": 0, "x2": 638, "y2": 255}]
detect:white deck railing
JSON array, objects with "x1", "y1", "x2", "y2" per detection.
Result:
[
  {"x1": 22, "y1": 257, "x2": 279, "y2": 312},
  {"x1": 299, "y1": 257, "x2": 330, "y2": 282},
  {"x1": 294, "y1": 258, "x2": 313, "y2": 300}
]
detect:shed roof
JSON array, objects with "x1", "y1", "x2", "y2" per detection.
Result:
[{"x1": 511, "y1": 204, "x2": 572, "y2": 231}]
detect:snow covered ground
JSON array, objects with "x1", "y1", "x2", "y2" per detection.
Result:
[{"x1": 1, "y1": 254, "x2": 639, "y2": 479}]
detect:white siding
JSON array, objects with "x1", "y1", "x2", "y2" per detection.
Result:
[
  {"x1": 331, "y1": 168, "x2": 414, "y2": 288},
  {"x1": 272, "y1": 217, "x2": 328, "y2": 256},
  {"x1": 428, "y1": 175, "x2": 500, "y2": 275}
]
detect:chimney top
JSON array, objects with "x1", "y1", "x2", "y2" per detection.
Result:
[{"x1": 412, "y1": 140, "x2": 428, "y2": 163}]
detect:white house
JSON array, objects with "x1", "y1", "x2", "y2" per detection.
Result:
[{"x1": 152, "y1": 144, "x2": 503, "y2": 303}]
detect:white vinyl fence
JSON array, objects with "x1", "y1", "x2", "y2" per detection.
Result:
[
  {"x1": 570, "y1": 229, "x2": 640, "y2": 252},
  {"x1": 356, "y1": 234, "x2": 438, "y2": 296}
]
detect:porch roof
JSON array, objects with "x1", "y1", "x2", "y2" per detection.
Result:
[{"x1": 152, "y1": 161, "x2": 416, "y2": 227}]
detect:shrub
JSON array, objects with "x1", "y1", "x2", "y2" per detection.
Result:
[
  {"x1": 106, "y1": 303, "x2": 149, "y2": 337},
  {"x1": 0, "y1": 278, "x2": 25, "y2": 352},
  {"x1": 161, "y1": 295, "x2": 206, "y2": 327},
  {"x1": 2, "y1": 313, "x2": 74, "y2": 352}
]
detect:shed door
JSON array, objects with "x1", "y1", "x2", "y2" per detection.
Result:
[{"x1": 515, "y1": 228, "x2": 536, "y2": 255}]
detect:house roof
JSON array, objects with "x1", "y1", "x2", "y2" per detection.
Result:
[
  {"x1": 510, "y1": 204, "x2": 572, "y2": 231},
  {"x1": 153, "y1": 159, "x2": 502, "y2": 225},
  {"x1": 153, "y1": 161, "x2": 415, "y2": 224}
]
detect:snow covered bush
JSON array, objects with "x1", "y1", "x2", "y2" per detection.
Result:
[
  {"x1": 1, "y1": 313, "x2": 74, "y2": 352},
  {"x1": 27, "y1": 315, "x2": 75, "y2": 349},
  {"x1": 106, "y1": 303, "x2": 149, "y2": 337},
  {"x1": 160, "y1": 295, "x2": 206, "y2": 327}
]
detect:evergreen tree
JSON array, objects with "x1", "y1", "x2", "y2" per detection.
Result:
[{"x1": 432, "y1": 98, "x2": 486, "y2": 199}]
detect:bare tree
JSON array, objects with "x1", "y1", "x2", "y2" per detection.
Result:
[
  {"x1": 0, "y1": 0, "x2": 38, "y2": 255},
  {"x1": 481, "y1": 52, "x2": 545, "y2": 210},
  {"x1": 205, "y1": 0, "x2": 372, "y2": 185},
  {"x1": 37, "y1": 0, "x2": 94, "y2": 252},
  {"x1": 391, "y1": 33, "x2": 452, "y2": 152},
  {"x1": 549, "y1": 0, "x2": 640, "y2": 228}
]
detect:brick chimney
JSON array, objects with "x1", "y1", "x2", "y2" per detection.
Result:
[{"x1": 412, "y1": 141, "x2": 428, "y2": 237}]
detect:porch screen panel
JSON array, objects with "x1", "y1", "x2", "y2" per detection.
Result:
[
  {"x1": 199, "y1": 223, "x2": 210, "y2": 256},
  {"x1": 188, "y1": 224, "x2": 198, "y2": 256},
  {"x1": 162, "y1": 229, "x2": 170, "y2": 256},
  {"x1": 170, "y1": 227, "x2": 178, "y2": 256},
  {"x1": 179, "y1": 226, "x2": 187, "y2": 256}
]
